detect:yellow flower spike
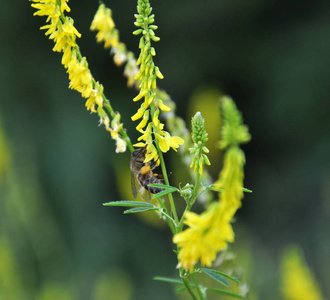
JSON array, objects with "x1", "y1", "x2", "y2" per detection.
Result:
[{"x1": 158, "y1": 99, "x2": 171, "y2": 112}]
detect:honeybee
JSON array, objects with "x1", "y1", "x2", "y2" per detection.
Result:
[{"x1": 130, "y1": 146, "x2": 165, "y2": 200}]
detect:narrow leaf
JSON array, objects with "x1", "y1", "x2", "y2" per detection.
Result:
[
  {"x1": 154, "y1": 276, "x2": 183, "y2": 285},
  {"x1": 206, "y1": 287, "x2": 245, "y2": 299},
  {"x1": 242, "y1": 187, "x2": 252, "y2": 193},
  {"x1": 123, "y1": 207, "x2": 160, "y2": 214},
  {"x1": 152, "y1": 187, "x2": 178, "y2": 199},
  {"x1": 200, "y1": 268, "x2": 229, "y2": 287},
  {"x1": 200, "y1": 268, "x2": 240, "y2": 284},
  {"x1": 148, "y1": 183, "x2": 177, "y2": 190},
  {"x1": 103, "y1": 200, "x2": 154, "y2": 208}
]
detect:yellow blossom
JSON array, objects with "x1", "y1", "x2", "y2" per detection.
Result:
[
  {"x1": 173, "y1": 203, "x2": 234, "y2": 272},
  {"x1": 90, "y1": 4, "x2": 119, "y2": 49}
]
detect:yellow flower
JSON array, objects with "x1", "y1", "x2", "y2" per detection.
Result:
[
  {"x1": 173, "y1": 203, "x2": 234, "y2": 272},
  {"x1": 281, "y1": 247, "x2": 324, "y2": 300},
  {"x1": 90, "y1": 4, "x2": 119, "y2": 49},
  {"x1": 155, "y1": 131, "x2": 184, "y2": 153}
]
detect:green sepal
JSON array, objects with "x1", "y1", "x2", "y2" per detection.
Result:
[
  {"x1": 242, "y1": 187, "x2": 252, "y2": 193},
  {"x1": 200, "y1": 268, "x2": 229, "y2": 287},
  {"x1": 199, "y1": 268, "x2": 240, "y2": 284},
  {"x1": 206, "y1": 287, "x2": 245, "y2": 299},
  {"x1": 103, "y1": 200, "x2": 154, "y2": 208},
  {"x1": 180, "y1": 184, "x2": 194, "y2": 190},
  {"x1": 153, "y1": 276, "x2": 183, "y2": 285},
  {"x1": 123, "y1": 207, "x2": 159, "y2": 214}
]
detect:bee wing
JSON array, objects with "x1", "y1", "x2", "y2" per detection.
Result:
[
  {"x1": 140, "y1": 187, "x2": 151, "y2": 202},
  {"x1": 131, "y1": 171, "x2": 138, "y2": 199}
]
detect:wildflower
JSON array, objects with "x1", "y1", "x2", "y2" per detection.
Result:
[
  {"x1": 173, "y1": 203, "x2": 234, "y2": 272},
  {"x1": 131, "y1": 0, "x2": 183, "y2": 158},
  {"x1": 281, "y1": 247, "x2": 324, "y2": 300}
]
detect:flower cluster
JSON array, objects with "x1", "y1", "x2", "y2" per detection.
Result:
[
  {"x1": 131, "y1": 0, "x2": 183, "y2": 162},
  {"x1": 174, "y1": 96, "x2": 250, "y2": 272},
  {"x1": 30, "y1": 0, "x2": 103, "y2": 113},
  {"x1": 30, "y1": 0, "x2": 128, "y2": 153},
  {"x1": 173, "y1": 203, "x2": 234, "y2": 272}
]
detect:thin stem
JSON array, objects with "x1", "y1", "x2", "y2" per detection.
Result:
[
  {"x1": 157, "y1": 149, "x2": 179, "y2": 227},
  {"x1": 191, "y1": 273, "x2": 205, "y2": 300},
  {"x1": 156, "y1": 198, "x2": 176, "y2": 234},
  {"x1": 177, "y1": 171, "x2": 201, "y2": 232},
  {"x1": 190, "y1": 171, "x2": 201, "y2": 206},
  {"x1": 181, "y1": 273, "x2": 199, "y2": 300}
]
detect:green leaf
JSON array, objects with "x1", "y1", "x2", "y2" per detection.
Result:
[
  {"x1": 200, "y1": 268, "x2": 229, "y2": 287},
  {"x1": 154, "y1": 276, "x2": 183, "y2": 285},
  {"x1": 103, "y1": 201, "x2": 154, "y2": 208},
  {"x1": 200, "y1": 268, "x2": 240, "y2": 284},
  {"x1": 123, "y1": 207, "x2": 160, "y2": 214},
  {"x1": 152, "y1": 187, "x2": 178, "y2": 199},
  {"x1": 206, "y1": 287, "x2": 245, "y2": 299},
  {"x1": 148, "y1": 183, "x2": 177, "y2": 190}
]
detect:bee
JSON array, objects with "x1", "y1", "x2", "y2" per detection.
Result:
[{"x1": 130, "y1": 146, "x2": 165, "y2": 200}]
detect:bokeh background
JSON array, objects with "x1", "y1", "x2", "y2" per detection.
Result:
[{"x1": 1, "y1": 0, "x2": 329, "y2": 299}]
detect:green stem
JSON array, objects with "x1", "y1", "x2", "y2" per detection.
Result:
[
  {"x1": 157, "y1": 148, "x2": 179, "y2": 227},
  {"x1": 156, "y1": 197, "x2": 176, "y2": 234},
  {"x1": 177, "y1": 171, "x2": 201, "y2": 232},
  {"x1": 181, "y1": 273, "x2": 199, "y2": 300},
  {"x1": 190, "y1": 171, "x2": 201, "y2": 206},
  {"x1": 191, "y1": 273, "x2": 205, "y2": 300}
]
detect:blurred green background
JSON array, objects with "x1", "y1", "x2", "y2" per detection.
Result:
[{"x1": 1, "y1": 0, "x2": 329, "y2": 299}]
